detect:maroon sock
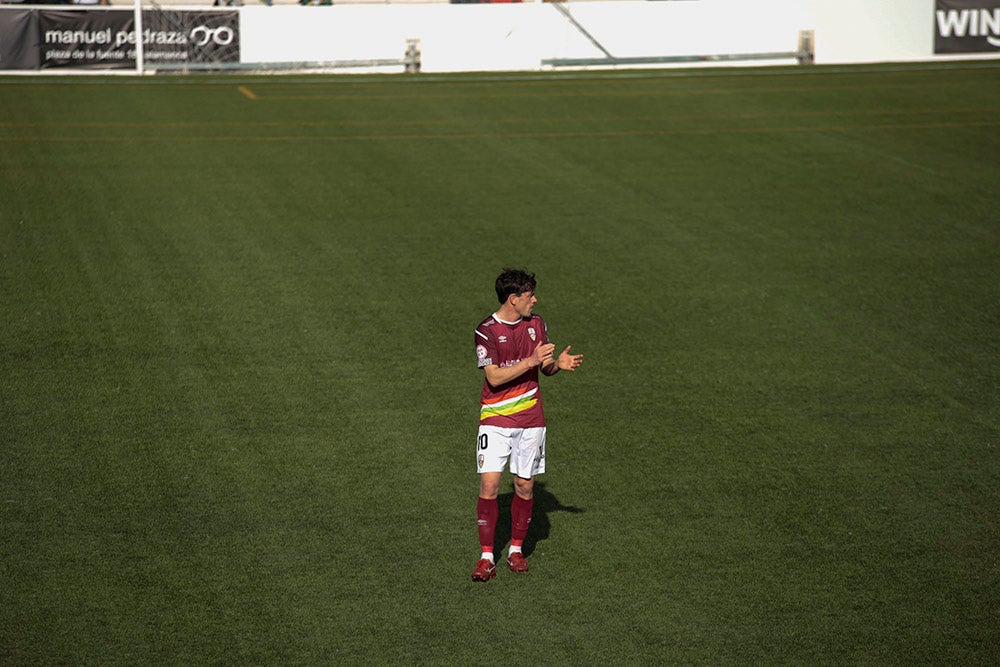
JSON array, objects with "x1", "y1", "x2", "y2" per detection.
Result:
[
  {"x1": 477, "y1": 497, "x2": 498, "y2": 556},
  {"x1": 510, "y1": 494, "x2": 534, "y2": 546}
]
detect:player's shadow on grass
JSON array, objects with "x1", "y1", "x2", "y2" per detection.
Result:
[{"x1": 495, "y1": 481, "x2": 584, "y2": 558}]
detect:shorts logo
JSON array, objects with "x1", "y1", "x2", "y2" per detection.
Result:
[
  {"x1": 528, "y1": 327, "x2": 537, "y2": 341},
  {"x1": 477, "y1": 454, "x2": 485, "y2": 469}
]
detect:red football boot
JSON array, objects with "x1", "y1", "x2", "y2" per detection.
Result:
[
  {"x1": 506, "y1": 552, "x2": 529, "y2": 573},
  {"x1": 471, "y1": 558, "x2": 496, "y2": 582}
]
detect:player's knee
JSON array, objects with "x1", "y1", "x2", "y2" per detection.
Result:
[
  {"x1": 479, "y1": 475, "x2": 501, "y2": 499},
  {"x1": 513, "y1": 476, "x2": 534, "y2": 499}
]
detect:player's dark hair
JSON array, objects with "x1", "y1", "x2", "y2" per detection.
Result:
[{"x1": 495, "y1": 268, "x2": 536, "y2": 304}]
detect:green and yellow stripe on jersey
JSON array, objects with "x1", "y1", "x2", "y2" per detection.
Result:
[{"x1": 480, "y1": 387, "x2": 539, "y2": 421}]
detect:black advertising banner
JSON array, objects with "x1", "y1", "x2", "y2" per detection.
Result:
[
  {"x1": 935, "y1": 0, "x2": 1000, "y2": 53},
  {"x1": 0, "y1": 7, "x2": 239, "y2": 69},
  {"x1": 141, "y1": 10, "x2": 239, "y2": 67},
  {"x1": 0, "y1": 8, "x2": 40, "y2": 70},
  {"x1": 39, "y1": 9, "x2": 131, "y2": 68}
]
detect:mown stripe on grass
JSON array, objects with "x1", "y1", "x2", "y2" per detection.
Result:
[
  {"x1": 250, "y1": 79, "x2": 993, "y2": 102},
  {"x1": 1, "y1": 106, "x2": 998, "y2": 130},
  {"x1": 2, "y1": 119, "x2": 998, "y2": 142}
]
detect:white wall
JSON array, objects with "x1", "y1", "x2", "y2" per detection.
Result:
[
  {"x1": 804, "y1": 0, "x2": 1000, "y2": 65},
  {"x1": 561, "y1": 0, "x2": 808, "y2": 58},
  {"x1": 240, "y1": 1, "x2": 808, "y2": 71},
  {"x1": 237, "y1": 0, "x2": 999, "y2": 72},
  {"x1": 808, "y1": 0, "x2": 933, "y2": 64},
  {"x1": 240, "y1": 4, "x2": 589, "y2": 71}
]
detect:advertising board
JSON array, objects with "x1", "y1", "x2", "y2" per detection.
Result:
[
  {"x1": 1, "y1": 8, "x2": 239, "y2": 70},
  {"x1": 0, "y1": 8, "x2": 39, "y2": 69},
  {"x1": 935, "y1": 0, "x2": 1000, "y2": 53}
]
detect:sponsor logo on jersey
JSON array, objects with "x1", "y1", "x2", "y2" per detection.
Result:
[
  {"x1": 498, "y1": 336, "x2": 507, "y2": 343},
  {"x1": 476, "y1": 344, "x2": 488, "y2": 360}
]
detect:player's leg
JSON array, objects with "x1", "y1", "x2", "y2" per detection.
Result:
[
  {"x1": 507, "y1": 475, "x2": 534, "y2": 572},
  {"x1": 512, "y1": 474, "x2": 534, "y2": 500},
  {"x1": 477, "y1": 471, "x2": 502, "y2": 563},
  {"x1": 473, "y1": 426, "x2": 511, "y2": 581},
  {"x1": 506, "y1": 427, "x2": 545, "y2": 573}
]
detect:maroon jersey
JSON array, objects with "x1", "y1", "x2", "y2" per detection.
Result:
[{"x1": 475, "y1": 313, "x2": 550, "y2": 428}]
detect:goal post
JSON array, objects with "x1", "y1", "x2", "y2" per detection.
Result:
[{"x1": 133, "y1": 0, "x2": 144, "y2": 76}]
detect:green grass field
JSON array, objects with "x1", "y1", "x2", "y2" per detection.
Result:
[{"x1": 2, "y1": 63, "x2": 998, "y2": 664}]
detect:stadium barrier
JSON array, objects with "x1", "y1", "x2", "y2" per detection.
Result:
[
  {"x1": 544, "y1": 28, "x2": 815, "y2": 68},
  {"x1": 1, "y1": 0, "x2": 998, "y2": 74}
]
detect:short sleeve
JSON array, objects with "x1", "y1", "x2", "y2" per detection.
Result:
[{"x1": 475, "y1": 327, "x2": 496, "y2": 368}]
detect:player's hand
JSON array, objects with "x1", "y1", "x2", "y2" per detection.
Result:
[
  {"x1": 530, "y1": 341, "x2": 555, "y2": 368},
  {"x1": 556, "y1": 345, "x2": 583, "y2": 371}
]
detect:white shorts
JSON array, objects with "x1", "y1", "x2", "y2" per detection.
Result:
[{"x1": 476, "y1": 425, "x2": 546, "y2": 478}]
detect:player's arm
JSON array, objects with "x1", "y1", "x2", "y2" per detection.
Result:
[
  {"x1": 541, "y1": 345, "x2": 583, "y2": 376},
  {"x1": 483, "y1": 341, "x2": 555, "y2": 387}
]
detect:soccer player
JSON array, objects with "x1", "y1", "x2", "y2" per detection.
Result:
[{"x1": 471, "y1": 268, "x2": 583, "y2": 581}]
